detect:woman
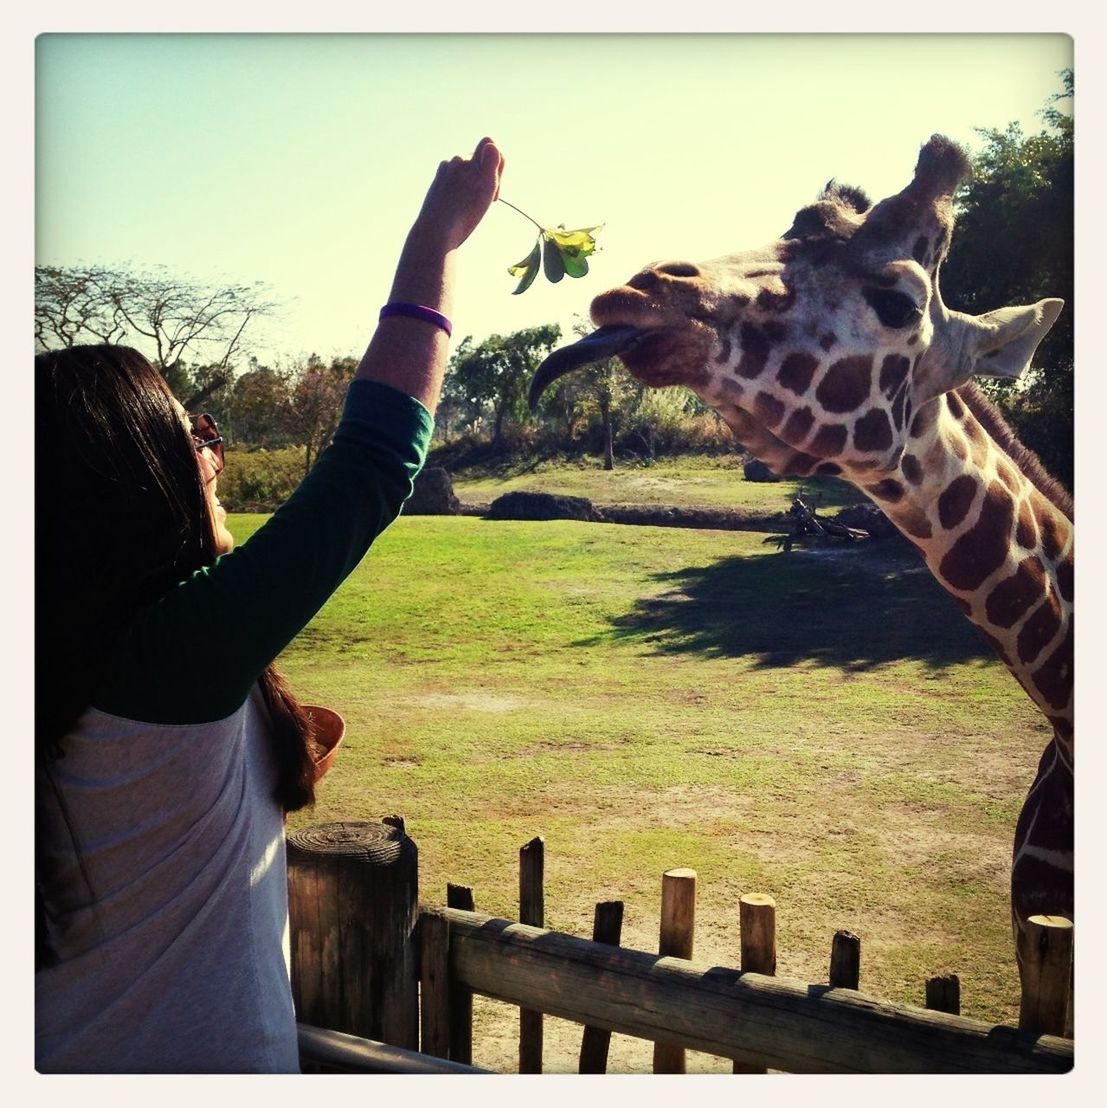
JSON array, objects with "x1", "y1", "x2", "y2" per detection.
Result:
[{"x1": 35, "y1": 138, "x2": 505, "y2": 1072}]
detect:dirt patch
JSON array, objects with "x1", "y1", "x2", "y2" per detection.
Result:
[{"x1": 397, "y1": 692, "x2": 531, "y2": 713}]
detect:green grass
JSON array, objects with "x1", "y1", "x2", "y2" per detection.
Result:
[
  {"x1": 449, "y1": 454, "x2": 867, "y2": 513},
  {"x1": 229, "y1": 511, "x2": 1048, "y2": 1071}
]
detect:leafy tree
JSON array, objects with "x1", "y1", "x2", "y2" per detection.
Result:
[
  {"x1": 448, "y1": 324, "x2": 561, "y2": 448},
  {"x1": 34, "y1": 264, "x2": 275, "y2": 408},
  {"x1": 942, "y1": 70, "x2": 1073, "y2": 488},
  {"x1": 542, "y1": 318, "x2": 642, "y2": 469},
  {"x1": 285, "y1": 354, "x2": 358, "y2": 476},
  {"x1": 221, "y1": 361, "x2": 295, "y2": 448}
]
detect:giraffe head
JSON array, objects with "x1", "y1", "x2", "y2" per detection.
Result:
[{"x1": 531, "y1": 135, "x2": 1063, "y2": 479}]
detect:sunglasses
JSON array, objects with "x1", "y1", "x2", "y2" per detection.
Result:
[{"x1": 189, "y1": 412, "x2": 225, "y2": 476}]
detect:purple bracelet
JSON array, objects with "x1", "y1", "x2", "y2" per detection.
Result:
[{"x1": 379, "y1": 301, "x2": 453, "y2": 338}]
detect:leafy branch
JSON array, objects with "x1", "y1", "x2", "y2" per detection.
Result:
[{"x1": 500, "y1": 198, "x2": 603, "y2": 295}]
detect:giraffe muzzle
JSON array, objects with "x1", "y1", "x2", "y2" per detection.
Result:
[{"x1": 528, "y1": 325, "x2": 645, "y2": 411}]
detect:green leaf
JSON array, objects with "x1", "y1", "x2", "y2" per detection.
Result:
[
  {"x1": 542, "y1": 236, "x2": 566, "y2": 284},
  {"x1": 546, "y1": 225, "x2": 603, "y2": 255},
  {"x1": 509, "y1": 239, "x2": 542, "y2": 295},
  {"x1": 560, "y1": 245, "x2": 590, "y2": 279}
]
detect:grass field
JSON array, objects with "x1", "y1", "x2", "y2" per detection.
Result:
[
  {"x1": 229, "y1": 510, "x2": 1049, "y2": 1073},
  {"x1": 449, "y1": 453, "x2": 867, "y2": 513}
]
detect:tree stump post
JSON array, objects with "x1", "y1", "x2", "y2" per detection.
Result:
[
  {"x1": 734, "y1": 893, "x2": 776, "y2": 1073},
  {"x1": 653, "y1": 868, "x2": 697, "y2": 1074},
  {"x1": 286, "y1": 820, "x2": 419, "y2": 1049},
  {"x1": 1018, "y1": 915, "x2": 1074, "y2": 1038}
]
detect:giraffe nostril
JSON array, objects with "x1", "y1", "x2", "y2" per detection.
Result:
[{"x1": 655, "y1": 262, "x2": 701, "y2": 279}]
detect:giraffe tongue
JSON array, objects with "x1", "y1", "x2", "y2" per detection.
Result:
[{"x1": 528, "y1": 326, "x2": 643, "y2": 411}]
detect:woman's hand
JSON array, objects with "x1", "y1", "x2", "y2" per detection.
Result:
[{"x1": 411, "y1": 137, "x2": 504, "y2": 254}]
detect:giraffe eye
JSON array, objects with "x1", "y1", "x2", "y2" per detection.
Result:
[{"x1": 864, "y1": 288, "x2": 921, "y2": 329}]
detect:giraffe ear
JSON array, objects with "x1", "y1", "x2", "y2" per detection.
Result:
[{"x1": 963, "y1": 299, "x2": 1065, "y2": 381}]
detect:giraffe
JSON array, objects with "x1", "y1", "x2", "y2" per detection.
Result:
[{"x1": 530, "y1": 135, "x2": 1073, "y2": 985}]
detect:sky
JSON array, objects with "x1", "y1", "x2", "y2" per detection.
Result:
[{"x1": 35, "y1": 33, "x2": 1074, "y2": 368}]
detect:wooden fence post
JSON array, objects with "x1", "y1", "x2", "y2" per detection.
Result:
[
  {"x1": 925, "y1": 974, "x2": 961, "y2": 1016},
  {"x1": 579, "y1": 901, "x2": 625, "y2": 1074},
  {"x1": 519, "y1": 837, "x2": 545, "y2": 1073},
  {"x1": 1018, "y1": 915, "x2": 1074, "y2": 1038},
  {"x1": 829, "y1": 930, "x2": 861, "y2": 990},
  {"x1": 653, "y1": 868, "x2": 697, "y2": 1074},
  {"x1": 446, "y1": 883, "x2": 475, "y2": 1064},
  {"x1": 419, "y1": 910, "x2": 451, "y2": 1058},
  {"x1": 734, "y1": 893, "x2": 776, "y2": 1074},
  {"x1": 287, "y1": 820, "x2": 419, "y2": 1049}
]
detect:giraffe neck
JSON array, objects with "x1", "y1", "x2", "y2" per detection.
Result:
[{"x1": 845, "y1": 387, "x2": 1073, "y2": 758}]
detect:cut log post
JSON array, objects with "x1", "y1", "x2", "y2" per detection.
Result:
[
  {"x1": 829, "y1": 930, "x2": 861, "y2": 989},
  {"x1": 287, "y1": 820, "x2": 419, "y2": 1049},
  {"x1": 654, "y1": 869, "x2": 697, "y2": 1073},
  {"x1": 925, "y1": 974, "x2": 961, "y2": 1016},
  {"x1": 518, "y1": 837, "x2": 545, "y2": 1074},
  {"x1": 1018, "y1": 915, "x2": 1074, "y2": 1038},
  {"x1": 446, "y1": 883, "x2": 475, "y2": 1064},
  {"x1": 419, "y1": 910, "x2": 451, "y2": 1059},
  {"x1": 579, "y1": 901, "x2": 625, "y2": 1074},
  {"x1": 734, "y1": 893, "x2": 776, "y2": 1073}
]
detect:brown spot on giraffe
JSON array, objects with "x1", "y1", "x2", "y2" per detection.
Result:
[
  {"x1": 778, "y1": 352, "x2": 819, "y2": 395},
  {"x1": 986, "y1": 556, "x2": 1047, "y2": 629},
  {"x1": 736, "y1": 321, "x2": 786, "y2": 379},
  {"x1": 946, "y1": 391, "x2": 966, "y2": 420},
  {"x1": 783, "y1": 451, "x2": 820, "y2": 475},
  {"x1": 820, "y1": 333, "x2": 837, "y2": 352},
  {"x1": 1039, "y1": 512, "x2": 1068, "y2": 563},
  {"x1": 715, "y1": 337, "x2": 732, "y2": 364},
  {"x1": 1015, "y1": 500, "x2": 1038, "y2": 549},
  {"x1": 938, "y1": 483, "x2": 1016, "y2": 592},
  {"x1": 879, "y1": 354, "x2": 911, "y2": 397},
  {"x1": 753, "y1": 391, "x2": 785, "y2": 428},
  {"x1": 756, "y1": 285, "x2": 796, "y2": 313},
  {"x1": 867, "y1": 479, "x2": 904, "y2": 503},
  {"x1": 1056, "y1": 555, "x2": 1073, "y2": 603},
  {"x1": 895, "y1": 508, "x2": 933, "y2": 540},
  {"x1": 816, "y1": 355, "x2": 873, "y2": 413},
  {"x1": 809, "y1": 422, "x2": 848, "y2": 456},
  {"x1": 1032, "y1": 621, "x2": 1073, "y2": 711},
  {"x1": 937, "y1": 474, "x2": 978, "y2": 529},
  {"x1": 853, "y1": 408, "x2": 894, "y2": 452},
  {"x1": 816, "y1": 462, "x2": 842, "y2": 476},
  {"x1": 909, "y1": 399, "x2": 939, "y2": 439},
  {"x1": 900, "y1": 453, "x2": 922, "y2": 485},
  {"x1": 1017, "y1": 589, "x2": 1062, "y2": 666},
  {"x1": 781, "y1": 406, "x2": 815, "y2": 441}
]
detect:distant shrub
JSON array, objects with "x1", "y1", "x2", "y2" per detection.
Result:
[{"x1": 219, "y1": 446, "x2": 307, "y2": 510}]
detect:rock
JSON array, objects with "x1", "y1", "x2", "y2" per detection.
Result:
[
  {"x1": 831, "y1": 503, "x2": 897, "y2": 539},
  {"x1": 486, "y1": 490, "x2": 600, "y2": 522},
  {"x1": 406, "y1": 466, "x2": 460, "y2": 515},
  {"x1": 743, "y1": 458, "x2": 781, "y2": 482}
]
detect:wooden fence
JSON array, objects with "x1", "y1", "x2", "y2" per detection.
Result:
[{"x1": 286, "y1": 820, "x2": 1073, "y2": 1075}]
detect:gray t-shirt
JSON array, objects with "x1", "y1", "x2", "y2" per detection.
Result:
[{"x1": 36, "y1": 690, "x2": 299, "y2": 1072}]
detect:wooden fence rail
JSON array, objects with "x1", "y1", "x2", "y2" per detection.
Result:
[{"x1": 423, "y1": 906, "x2": 1072, "y2": 1074}]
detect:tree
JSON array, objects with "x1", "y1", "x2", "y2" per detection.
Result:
[
  {"x1": 221, "y1": 361, "x2": 295, "y2": 448},
  {"x1": 285, "y1": 354, "x2": 358, "y2": 476},
  {"x1": 544, "y1": 318, "x2": 642, "y2": 469},
  {"x1": 942, "y1": 70, "x2": 1073, "y2": 488},
  {"x1": 34, "y1": 265, "x2": 275, "y2": 408},
  {"x1": 447, "y1": 324, "x2": 561, "y2": 449}
]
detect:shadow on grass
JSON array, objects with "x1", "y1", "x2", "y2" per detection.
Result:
[{"x1": 584, "y1": 541, "x2": 991, "y2": 672}]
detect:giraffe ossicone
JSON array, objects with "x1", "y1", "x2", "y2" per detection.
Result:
[{"x1": 533, "y1": 134, "x2": 1073, "y2": 991}]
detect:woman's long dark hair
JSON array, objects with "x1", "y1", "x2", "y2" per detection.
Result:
[{"x1": 37, "y1": 345, "x2": 316, "y2": 963}]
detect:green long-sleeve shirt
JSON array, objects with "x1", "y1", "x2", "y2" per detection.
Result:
[{"x1": 94, "y1": 378, "x2": 434, "y2": 723}]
